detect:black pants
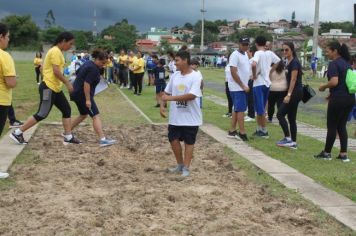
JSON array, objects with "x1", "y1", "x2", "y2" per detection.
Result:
[
  {"x1": 119, "y1": 65, "x2": 128, "y2": 86},
  {"x1": 247, "y1": 79, "x2": 255, "y2": 118},
  {"x1": 35, "y1": 66, "x2": 41, "y2": 83},
  {"x1": 225, "y1": 82, "x2": 233, "y2": 114},
  {"x1": 129, "y1": 71, "x2": 134, "y2": 89},
  {"x1": 133, "y1": 73, "x2": 144, "y2": 94},
  {"x1": 7, "y1": 104, "x2": 16, "y2": 123},
  {"x1": 277, "y1": 90, "x2": 302, "y2": 142},
  {"x1": 33, "y1": 82, "x2": 71, "y2": 121},
  {"x1": 0, "y1": 105, "x2": 9, "y2": 136},
  {"x1": 268, "y1": 91, "x2": 287, "y2": 121},
  {"x1": 324, "y1": 96, "x2": 355, "y2": 153}
]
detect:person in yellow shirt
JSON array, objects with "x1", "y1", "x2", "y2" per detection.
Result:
[
  {"x1": 0, "y1": 23, "x2": 17, "y2": 179},
  {"x1": 106, "y1": 54, "x2": 114, "y2": 84},
  {"x1": 118, "y1": 49, "x2": 128, "y2": 88},
  {"x1": 127, "y1": 50, "x2": 137, "y2": 90},
  {"x1": 130, "y1": 51, "x2": 145, "y2": 95},
  {"x1": 10, "y1": 32, "x2": 81, "y2": 145},
  {"x1": 34, "y1": 52, "x2": 42, "y2": 85}
]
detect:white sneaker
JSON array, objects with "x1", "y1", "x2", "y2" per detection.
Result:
[
  {"x1": 244, "y1": 116, "x2": 255, "y2": 122},
  {"x1": 120, "y1": 85, "x2": 124, "y2": 89},
  {"x1": 0, "y1": 172, "x2": 9, "y2": 179},
  {"x1": 182, "y1": 166, "x2": 190, "y2": 177}
]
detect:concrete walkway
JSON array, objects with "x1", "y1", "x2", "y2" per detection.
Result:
[
  {"x1": 0, "y1": 125, "x2": 38, "y2": 172},
  {"x1": 204, "y1": 94, "x2": 356, "y2": 151}
]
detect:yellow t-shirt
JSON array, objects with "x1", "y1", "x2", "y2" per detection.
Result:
[
  {"x1": 43, "y1": 46, "x2": 65, "y2": 92},
  {"x1": 119, "y1": 55, "x2": 128, "y2": 65},
  {"x1": 133, "y1": 58, "x2": 145, "y2": 74},
  {"x1": 128, "y1": 56, "x2": 137, "y2": 68},
  {"x1": 34, "y1": 58, "x2": 42, "y2": 67},
  {"x1": 107, "y1": 58, "x2": 113, "y2": 68},
  {"x1": 0, "y1": 49, "x2": 16, "y2": 106}
]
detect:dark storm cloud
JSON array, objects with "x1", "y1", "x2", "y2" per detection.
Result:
[{"x1": 0, "y1": 0, "x2": 354, "y2": 32}]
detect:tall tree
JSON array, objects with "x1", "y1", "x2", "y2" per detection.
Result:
[
  {"x1": 291, "y1": 11, "x2": 298, "y2": 28},
  {"x1": 44, "y1": 10, "x2": 56, "y2": 28},
  {"x1": 1, "y1": 14, "x2": 39, "y2": 47},
  {"x1": 41, "y1": 26, "x2": 65, "y2": 44}
]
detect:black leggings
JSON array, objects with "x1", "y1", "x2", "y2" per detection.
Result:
[
  {"x1": 7, "y1": 104, "x2": 16, "y2": 123},
  {"x1": 268, "y1": 91, "x2": 287, "y2": 121},
  {"x1": 119, "y1": 65, "x2": 128, "y2": 86},
  {"x1": 277, "y1": 91, "x2": 302, "y2": 142},
  {"x1": 324, "y1": 96, "x2": 354, "y2": 153},
  {"x1": 225, "y1": 82, "x2": 233, "y2": 114},
  {"x1": 0, "y1": 105, "x2": 9, "y2": 136},
  {"x1": 133, "y1": 73, "x2": 144, "y2": 94},
  {"x1": 35, "y1": 66, "x2": 41, "y2": 83},
  {"x1": 33, "y1": 82, "x2": 71, "y2": 121}
]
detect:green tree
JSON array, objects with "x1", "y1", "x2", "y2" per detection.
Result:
[
  {"x1": 44, "y1": 10, "x2": 56, "y2": 28},
  {"x1": 183, "y1": 22, "x2": 193, "y2": 30},
  {"x1": 41, "y1": 26, "x2": 65, "y2": 44},
  {"x1": 301, "y1": 26, "x2": 314, "y2": 36},
  {"x1": 94, "y1": 38, "x2": 114, "y2": 52},
  {"x1": 291, "y1": 11, "x2": 298, "y2": 28},
  {"x1": 1, "y1": 14, "x2": 39, "y2": 48},
  {"x1": 71, "y1": 30, "x2": 91, "y2": 50},
  {"x1": 100, "y1": 19, "x2": 138, "y2": 51},
  {"x1": 320, "y1": 21, "x2": 356, "y2": 35}
]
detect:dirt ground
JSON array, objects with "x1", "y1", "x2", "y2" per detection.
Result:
[{"x1": 0, "y1": 124, "x2": 351, "y2": 235}]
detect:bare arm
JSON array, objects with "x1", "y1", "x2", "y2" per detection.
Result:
[
  {"x1": 287, "y1": 70, "x2": 298, "y2": 96},
  {"x1": 319, "y1": 76, "x2": 338, "y2": 91},
  {"x1": 251, "y1": 61, "x2": 257, "y2": 80},
  {"x1": 163, "y1": 93, "x2": 196, "y2": 102},
  {"x1": 4, "y1": 76, "x2": 17, "y2": 88},
  {"x1": 53, "y1": 65, "x2": 73, "y2": 92}
]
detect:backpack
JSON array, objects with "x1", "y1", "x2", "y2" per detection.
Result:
[{"x1": 346, "y1": 69, "x2": 356, "y2": 94}]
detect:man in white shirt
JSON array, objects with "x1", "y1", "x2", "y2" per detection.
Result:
[
  {"x1": 227, "y1": 37, "x2": 251, "y2": 141},
  {"x1": 251, "y1": 36, "x2": 280, "y2": 138},
  {"x1": 160, "y1": 50, "x2": 203, "y2": 177}
]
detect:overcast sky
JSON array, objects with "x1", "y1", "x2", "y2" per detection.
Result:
[{"x1": 0, "y1": 0, "x2": 354, "y2": 32}]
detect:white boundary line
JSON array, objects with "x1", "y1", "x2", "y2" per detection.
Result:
[{"x1": 115, "y1": 86, "x2": 154, "y2": 124}]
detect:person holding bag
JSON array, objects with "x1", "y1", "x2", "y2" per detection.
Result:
[{"x1": 314, "y1": 41, "x2": 354, "y2": 162}]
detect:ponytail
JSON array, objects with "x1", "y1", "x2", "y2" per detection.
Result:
[
  {"x1": 0, "y1": 23, "x2": 9, "y2": 37},
  {"x1": 327, "y1": 40, "x2": 351, "y2": 62}
]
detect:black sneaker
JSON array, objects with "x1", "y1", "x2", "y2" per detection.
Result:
[
  {"x1": 63, "y1": 136, "x2": 82, "y2": 145},
  {"x1": 253, "y1": 130, "x2": 269, "y2": 138},
  {"x1": 154, "y1": 104, "x2": 160, "y2": 108},
  {"x1": 314, "y1": 151, "x2": 332, "y2": 160},
  {"x1": 227, "y1": 130, "x2": 238, "y2": 139},
  {"x1": 9, "y1": 120, "x2": 24, "y2": 128},
  {"x1": 336, "y1": 155, "x2": 350, "y2": 163},
  {"x1": 238, "y1": 132, "x2": 249, "y2": 141},
  {"x1": 9, "y1": 132, "x2": 28, "y2": 145}
]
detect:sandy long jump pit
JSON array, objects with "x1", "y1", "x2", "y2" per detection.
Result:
[{"x1": 0, "y1": 124, "x2": 350, "y2": 235}]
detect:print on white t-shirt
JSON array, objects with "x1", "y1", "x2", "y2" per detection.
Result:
[
  {"x1": 228, "y1": 50, "x2": 251, "y2": 92},
  {"x1": 251, "y1": 50, "x2": 280, "y2": 87},
  {"x1": 165, "y1": 70, "x2": 203, "y2": 126}
]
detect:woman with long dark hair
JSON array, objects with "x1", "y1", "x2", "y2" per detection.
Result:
[
  {"x1": 314, "y1": 41, "x2": 354, "y2": 162},
  {"x1": 11, "y1": 32, "x2": 81, "y2": 145},
  {"x1": 275, "y1": 42, "x2": 303, "y2": 149}
]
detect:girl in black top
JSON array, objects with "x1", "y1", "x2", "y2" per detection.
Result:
[
  {"x1": 315, "y1": 41, "x2": 354, "y2": 162},
  {"x1": 276, "y1": 42, "x2": 303, "y2": 149}
]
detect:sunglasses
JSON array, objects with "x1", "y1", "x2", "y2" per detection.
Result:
[{"x1": 282, "y1": 48, "x2": 290, "y2": 52}]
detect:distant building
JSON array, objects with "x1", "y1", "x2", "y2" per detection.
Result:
[
  {"x1": 321, "y1": 29, "x2": 352, "y2": 39},
  {"x1": 136, "y1": 39, "x2": 158, "y2": 53},
  {"x1": 218, "y1": 26, "x2": 235, "y2": 39},
  {"x1": 146, "y1": 27, "x2": 171, "y2": 42}
]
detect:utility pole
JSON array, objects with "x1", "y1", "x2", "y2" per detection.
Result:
[
  {"x1": 200, "y1": 0, "x2": 206, "y2": 52},
  {"x1": 92, "y1": 0, "x2": 98, "y2": 38},
  {"x1": 312, "y1": 0, "x2": 320, "y2": 56}
]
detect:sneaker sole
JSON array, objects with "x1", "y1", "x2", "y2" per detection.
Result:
[
  {"x1": 100, "y1": 142, "x2": 116, "y2": 147},
  {"x1": 63, "y1": 142, "x2": 82, "y2": 146},
  {"x1": 9, "y1": 133, "x2": 27, "y2": 145},
  {"x1": 314, "y1": 157, "x2": 332, "y2": 161},
  {"x1": 0, "y1": 174, "x2": 9, "y2": 179}
]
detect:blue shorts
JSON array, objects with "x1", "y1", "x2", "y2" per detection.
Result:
[
  {"x1": 155, "y1": 83, "x2": 166, "y2": 94},
  {"x1": 253, "y1": 85, "x2": 270, "y2": 116},
  {"x1": 230, "y1": 91, "x2": 247, "y2": 112}
]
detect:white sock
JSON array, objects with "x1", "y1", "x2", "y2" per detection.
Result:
[
  {"x1": 286, "y1": 137, "x2": 292, "y2": 141},
  {"x1": 101, "y1": 137, "x2": 106, "y2": 141},
  {"x1": 261, "y1": 127, "x2": 267, "y2": 133},
  {"x1": 14, "y1": 128, "x2": 23, "y2": 135},
  {"x1": 64, "y1": 134, "x2": 73, "y2": 140}
]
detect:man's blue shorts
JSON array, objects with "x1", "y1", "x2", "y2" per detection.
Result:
[
  {"x1": 230, "y1": 91, "x2": 247, "y2": 112},
  {"x1": 253, "y1": 85, "x2": 270, "y2": 116}
]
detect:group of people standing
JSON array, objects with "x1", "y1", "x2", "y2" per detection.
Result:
[{"x1": 224, "y1": 35, "x2": 353, "y2": 162}]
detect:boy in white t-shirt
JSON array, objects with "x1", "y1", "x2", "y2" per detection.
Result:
[
  {"x1": 160, "y1": 50, "x2": 203, "y2": 177},
  {"x1": 227, "y1": 37, "x2": 251, "y2": 141},
  {"x1": 251, "y1": 36, "x2": 280, "y2": 138}
]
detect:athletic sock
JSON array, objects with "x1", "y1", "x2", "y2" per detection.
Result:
[
  {"x1": 100, "y1": 137, "x2": 106, "y2": 141},
  {"x1": 64, "y1": 134, "x2": 73, "y2": 140},
  {"x1": 286, "y1": 137, "x2": 292, "y2": 141},
  {"x1": 14, "y1": 128, "x2": 23, "y2": 135},
  {"x1": 261, "y1": 127, "x2": 267, "y2": 133}
]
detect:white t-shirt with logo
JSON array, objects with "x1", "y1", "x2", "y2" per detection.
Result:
[
  {"x1": 228, "y1": 50, "x2": 251, "y2": 92},
  {"x1": 251, "y1": 50, "x2": 280, "y2": 87},
  {"x1": 165, "y1": 70, "x2": 203, "y2": 126}
]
